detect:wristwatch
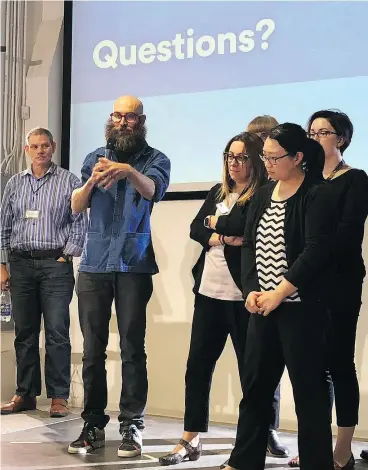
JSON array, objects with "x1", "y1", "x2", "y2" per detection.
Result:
[{"x1": 204, "y1": 216, "x2": 212, "y2": 229}]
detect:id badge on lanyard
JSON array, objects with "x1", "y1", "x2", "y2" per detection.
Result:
[{"x1": 25, "y1": 210, "x2": 40, "y2": 219}]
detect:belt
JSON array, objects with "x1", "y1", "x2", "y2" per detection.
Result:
[{"x1": 11, "y1": 249, "x2": 64, "y2": 259}]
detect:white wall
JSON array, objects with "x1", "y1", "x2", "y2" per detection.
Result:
[
  {"x1": 1, "y1": 0, "x2": 368, "y2": 440},
  {"x1": 25, "y1": 0, "x2": 64, "y2": 165}
]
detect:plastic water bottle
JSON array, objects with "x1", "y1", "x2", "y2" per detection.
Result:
[{"x1": 0, "y1": 289, "x2": 12, "y2": 322}]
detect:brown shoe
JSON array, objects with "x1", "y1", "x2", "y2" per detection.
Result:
[
  {"x1": 50, "y1": 398, "x2": 69, "y2": 418},
  {"x1": 1, "y1": 395, "x2": 37, "y2": 415}
]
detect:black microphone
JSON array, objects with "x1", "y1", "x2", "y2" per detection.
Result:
[{"x1": 105, "y1": 137, "x2": 116, "y2": 159}]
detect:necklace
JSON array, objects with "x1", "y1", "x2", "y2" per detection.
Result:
[{"x1": 325, "y1": 159, "x2": 345, "y2": 182}]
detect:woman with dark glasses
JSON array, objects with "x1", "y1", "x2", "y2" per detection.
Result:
[
  {"x1": 224, "y1": 123, "x2": 337, "y2": 470},
  {"x1": 288, "y1": 110, "x2": 368, "y2": 470},
  {"x1": 159, "y1": 132, "x2": 272, "y2": 466},
  {"x1": 243, "y1": 115, "x2": 290, "y2": 460}
]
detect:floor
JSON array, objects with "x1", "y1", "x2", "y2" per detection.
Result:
[{"x1": 1, "y1": 409, "x2": 368, "y2": 470}]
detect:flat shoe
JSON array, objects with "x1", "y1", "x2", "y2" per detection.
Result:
[{"x1": 159, "y1": 439, "x2": 202, "y2": 466}]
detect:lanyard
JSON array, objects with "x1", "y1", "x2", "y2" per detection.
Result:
[
  {"x1": 27, "y1": 167, "x2": 55, "y2": 194},
  {"x1": 325, "y1": 159, "x2": 345, "y2": 182}
]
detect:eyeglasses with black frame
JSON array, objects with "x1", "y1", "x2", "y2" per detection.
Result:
[
  {"x1": 307, "y1": 129, "x2": 338, "y2": 139},
  {"x1": 259, "y1": 152, "x2": 290, "y2": 165},
  {"x1": 223, "y1": 151, "x2": 249, "y2": 165}
]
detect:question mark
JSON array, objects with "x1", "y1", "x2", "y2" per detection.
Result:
[{"x1": 256, "y1": 19, "x2": 276, "y2": 50}]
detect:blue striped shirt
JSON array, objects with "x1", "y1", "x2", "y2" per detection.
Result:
[{"x1": 0, "y1": 163, "x2": 88, "y2": 262}]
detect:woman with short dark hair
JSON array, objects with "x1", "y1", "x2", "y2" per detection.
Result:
[{"x1": 288, "y1": 110, "x2": 368, "y2": 470}]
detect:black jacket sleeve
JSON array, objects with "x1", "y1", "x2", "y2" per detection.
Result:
[
  {"x1": 284, "y1": 184, "x2": 338, "y2": 289},
  {"x1": 335, "y1": 169, "x2": 368, "y2": 251},
  {"x1": 189, "y1": 184, "x2": 220, "y2": 249},
  {"x1": 241, "y1": 193, "x2": 261, "y2": 298},
  {"x1": 215, "y1": 202, "x2": 249, "y2": 237}
]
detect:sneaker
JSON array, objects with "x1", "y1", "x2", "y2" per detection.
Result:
[
  {"x1": 118, "y1": 425, "x2": 142, "y2": 458},
  {"x1": 68, "y1": 423, "x2": 105, "y2": 454}
]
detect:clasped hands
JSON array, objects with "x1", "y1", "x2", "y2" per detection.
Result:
[
  {"x1": 245, "y1": 290, "x2": 284, "y2": 316},
  {"x1": 89, "y1": 158, "x2": 132, "y2": 190}
]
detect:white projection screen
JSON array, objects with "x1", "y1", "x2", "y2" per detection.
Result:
[{"x1": 65, "y1": 0, "x2": 368, "y2": 195}]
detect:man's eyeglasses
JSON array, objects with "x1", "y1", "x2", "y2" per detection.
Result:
[
  {"x1": 110, "y1": 112, "x2": 141, "y2": 124},
  {"x1": 223, "y1": 152, "x2": 249, "y2": 165},
  {"x1": 307, "y1": 130, "x2": 337, "y2": 139},
  {"x1": 259, "y1": 152, "x2": 290, "y2": 165}
]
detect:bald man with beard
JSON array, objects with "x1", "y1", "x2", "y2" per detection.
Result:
[{"x1": 69, "y1": 96, "x2": 170, "y2": 457}]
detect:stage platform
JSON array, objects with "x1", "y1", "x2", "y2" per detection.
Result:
[{"x1": 1, "y1": 410, "x2": 368, "y2": 470}]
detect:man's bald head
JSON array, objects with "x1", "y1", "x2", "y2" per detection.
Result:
[
  {"x1": 107, "y1": 95, "x2": 147, "y2": 154},
  {"x1": 114, "y1": 95, "x2": 144, "y2": 115}
]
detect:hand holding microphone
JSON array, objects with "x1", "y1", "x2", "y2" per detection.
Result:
[{"x1": 93, "y1": 138, "x2": 133, "y2": 190}]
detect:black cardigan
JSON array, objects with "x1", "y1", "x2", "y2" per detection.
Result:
[
  {"x1": 241, "y1": 176, "x2": 339, "y2": 303},
  {"x1": 190, "y1": 183, "x2": 253, "y2": 294},
  {"x1": 328, "y1": 169, "x2": 368, "y2": 281}
]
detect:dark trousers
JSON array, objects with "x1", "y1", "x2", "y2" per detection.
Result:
[
  {"x1": 9, "y1": 254, "x2": 74, "y2": 399},
  {"x1": 184, "y1": 294, "x2": 280, "y2": 432},
  {"x1": 229, "y1": 302, "x2": 334, "y2": 470},
  {"x1": 327, "y1": 280, "x2": 362, "y2": 427},
  {"x1": 77, "y1": 271, "x2": 153, "y2": 432}
]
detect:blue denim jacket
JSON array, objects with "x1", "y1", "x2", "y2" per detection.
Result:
[{"x1": 78, "y1": 144, "x2": 170, "y2": 274}]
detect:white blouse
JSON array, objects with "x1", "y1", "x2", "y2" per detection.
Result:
[{"x1": 199, "y1": 193, "x2": 243, "y2": 302}]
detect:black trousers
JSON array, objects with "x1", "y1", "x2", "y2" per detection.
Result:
[
  {"x1": 327, "y1": 280, "x2": 363, "y2": 427},
  {"x1": 184, "y1": 294, "x2": 280, "y2": 432},
  {"x1": 9, "y1": 254, "x2": 74, "y2": 399},
  {"x1": 77, "y1": 271, "x2": 153, "y2": 432},
  {"x1": 229, "y1": 302, "x2": 334, "y2": 470}
]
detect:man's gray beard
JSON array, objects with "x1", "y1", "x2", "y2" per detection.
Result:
[{"x1": 105, "y1": 122, "x2": 147, "y2": 152}]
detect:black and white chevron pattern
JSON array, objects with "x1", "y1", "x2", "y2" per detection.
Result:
[{"x1": 255, "y1": 200, "x2": 300, "y2": 302}]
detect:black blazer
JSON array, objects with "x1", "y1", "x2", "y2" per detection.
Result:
[
  {"x1": 190, "y1": 183, "x2": 253, "y2": 294},
  {"x1": 241, "y1": 176, "x2": 338, "y2": 303}
]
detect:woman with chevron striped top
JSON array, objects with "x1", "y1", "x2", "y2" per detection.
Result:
[{"x1": 224, "y1": 123, "x2": 338, "y2": 470}]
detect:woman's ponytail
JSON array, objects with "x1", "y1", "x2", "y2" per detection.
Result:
[
  {"x1": 302, "y1": 138, "x2": 325, "y2": 181},
  {"x1": 268, "y1": 123, "x2": 325, "y2": 181}
]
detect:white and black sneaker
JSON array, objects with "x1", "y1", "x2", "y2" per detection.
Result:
[
  {"x1": 68, "y1": 423, "x2": 105, "y2": 454},
  {"x1": 118, "y1": 425, "x2": 142, "y2": 458}
]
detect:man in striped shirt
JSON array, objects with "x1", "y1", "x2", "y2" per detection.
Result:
[{"x1": 0, "y1": 127, "x2": 88, "y2": 417}]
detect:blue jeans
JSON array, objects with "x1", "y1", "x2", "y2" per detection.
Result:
[{"x1": 9, "y1": 253, "x2": 74, "y2": 398}]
